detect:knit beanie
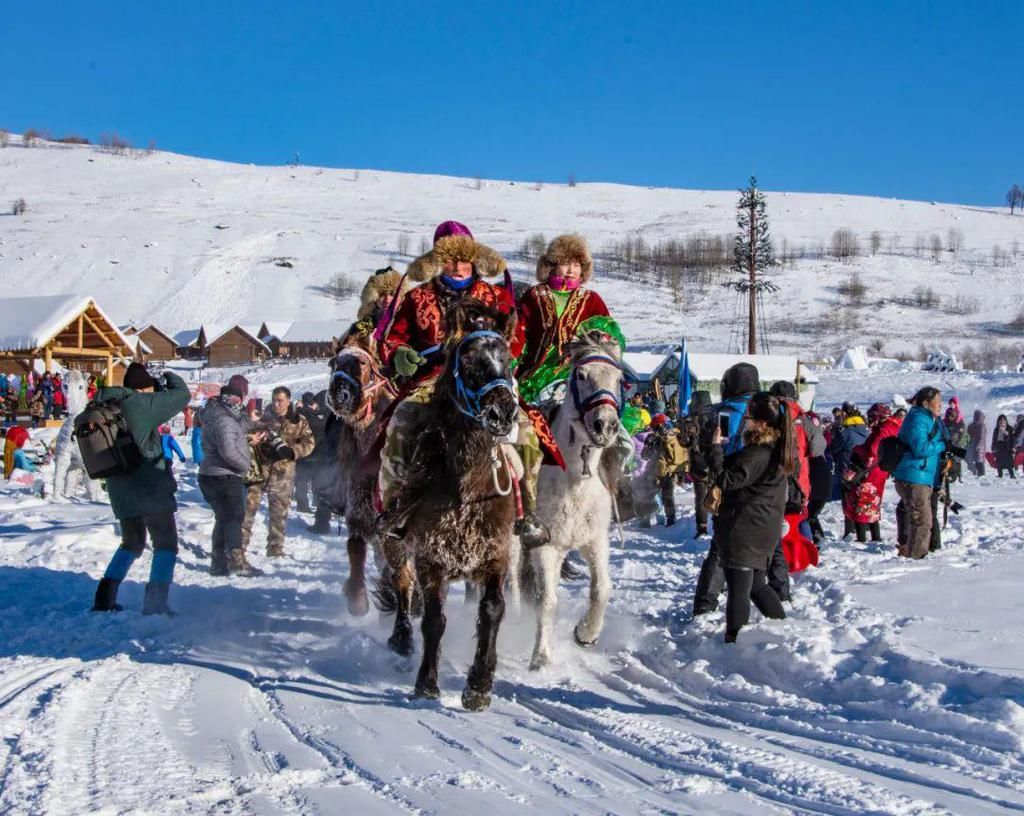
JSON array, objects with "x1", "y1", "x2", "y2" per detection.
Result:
[
  {"x1": 433, "y1": 220, "x2": 473, "y2": 244},
  {"x1": 123, "y1": 362, "x2": 156, "y2": 390},
  {"x1": 221, "y1": 374, "x2": 249, "y2": 399}
]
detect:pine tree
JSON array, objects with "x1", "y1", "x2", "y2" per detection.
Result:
[{"x1": 725, "y1": 176, "x2": 776, "y2": 353}]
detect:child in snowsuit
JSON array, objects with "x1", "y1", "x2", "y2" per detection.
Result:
[{"x1": 641, "y1": 413, "x2": 688, "y2": 526}]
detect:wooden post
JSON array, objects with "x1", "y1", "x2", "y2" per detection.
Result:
[
  {"x1": 43, "y1": 346, "x2": 53, "y2": 373},
  {"x1": 106, "y1": 353, "x2": 113, "y2": 385},
  {"x1": 77, "y1": 315, "x2": 84, "y2": 348}
]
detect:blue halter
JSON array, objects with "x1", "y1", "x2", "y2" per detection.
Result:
[
  {"x1": 451, "y1": 330, "x2": 515, "y2": 424},
  {"x1": 570, "y1": 354, "x2": 625, "y2": 420}
]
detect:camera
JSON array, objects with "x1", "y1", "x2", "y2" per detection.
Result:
[
  {"x1": 261, "y1": 429, "x2": 293, "y2": 462},
  {"x1": 945, "y1": 442, "x2": 967, "y2": 459}
]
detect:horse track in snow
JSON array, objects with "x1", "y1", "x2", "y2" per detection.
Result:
[{"x1": 2, "y1": 431, "x2": 1024, "y2": 814}]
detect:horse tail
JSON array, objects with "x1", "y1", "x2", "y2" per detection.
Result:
[{"x1": 372, "y1": 574, "x2": 398, "y2": 614}]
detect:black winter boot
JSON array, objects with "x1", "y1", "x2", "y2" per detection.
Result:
[
  {"x1": 210, "y1": 550, "x2": 229, "y2": 577},
  {"x1": 665, "y1": 513, "x2": 677, "y2": 527},
  {"x1": 308, "y1": 505, "x2": 332, "y2": 535},
  {"x1": 142, "y1": 582, "x2": 175, "y2": 616},
  {"x1": 92, "y1": 577, "x2": 123, "y2": 612}
]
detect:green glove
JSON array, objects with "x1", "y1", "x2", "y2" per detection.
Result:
[{"x1": 394, "y1": 345, "x2": 426, "y2": 377}]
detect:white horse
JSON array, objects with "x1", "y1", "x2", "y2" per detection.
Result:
[
  {"x1": 528, "y1": 333, "x2": 625, "y2": 670},
  {"x1": 53, "y1": 370, "x2": 104, "y2": 502}
]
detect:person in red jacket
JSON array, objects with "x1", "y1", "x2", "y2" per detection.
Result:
[
  {"x1": 376, "y1": 221, "x2": 521, "y2": 517},
  {"x1": 842, "y1": 403, "x2": 902, "y2": 542}
]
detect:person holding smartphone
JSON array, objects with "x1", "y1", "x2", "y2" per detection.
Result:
[{"x1": 692, "y1": 362, "x2": 761, "y2": 616}]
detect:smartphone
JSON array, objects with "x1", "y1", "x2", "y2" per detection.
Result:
[{"x1": 718, "y1": 412, "x2": 731, "y2": 439}]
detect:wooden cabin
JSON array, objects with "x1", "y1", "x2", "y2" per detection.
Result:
[
  {"x1": 262, "y1": 320, "x2": 339, "y2": 359},
  {"x1": 205, "y1": 325, "x2": 271, "y2": 366},
  {"x1": 0, "y1": 294, "x2": 135, "y2": 385},
  {"x1": 135, "y1": 325, "x2": 177, "y2": 361}
]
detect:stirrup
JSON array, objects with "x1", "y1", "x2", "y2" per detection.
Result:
[{"x1": 515, "y1": 513, "x2": 550, "y2": 549}]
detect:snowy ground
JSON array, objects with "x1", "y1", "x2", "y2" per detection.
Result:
[{"x1": 2, "y1": 372, "x2": 1024, "y2": 815}]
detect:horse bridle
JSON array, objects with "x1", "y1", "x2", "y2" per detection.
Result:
[
  {"x1": 451, "y1": 330, "x2": 515, "y2": 426},
  {"x1": 570, "y1": 354, "x2": 624, "y2": 422},
  {"x1": 331, "y1": 346, "x2": 394, "y2": 416}
]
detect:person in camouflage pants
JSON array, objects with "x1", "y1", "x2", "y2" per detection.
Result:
[{"x1": 240, "y1": 386, "x2": 315, "y2": 560}]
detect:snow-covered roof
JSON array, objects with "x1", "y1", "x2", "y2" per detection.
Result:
[
  {"x1": 124, "y1": 334, "x2": 153, "y2": 356},
  {"x1": 173, "y1": 328, "x2": 202, "y2": 347},
  {"x1": 277, "y1": 320, "x2": 343, "y2": 343},
  {"x1": 0, "y1": 294, "x2": 132, "y2": 352},
  {"x1": 136, "y1": 324, "x2": 177, "y2": 345},
  {"x1": 260, "y1": 321, "x2": 294, "y2": 341},
  {"x1": 621, "y1": 348, "x2": 820, "y2": 386}
]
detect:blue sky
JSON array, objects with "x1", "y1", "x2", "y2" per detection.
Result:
[{"x1": 2, "y1": 1, "x2": 1020, "y2": 204}]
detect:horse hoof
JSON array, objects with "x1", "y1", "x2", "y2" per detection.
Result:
[
  {"x1": 573, "y1": 625, "x2": 598, "y2": 648},
  {"x1": 461, "y1": 687, "x2": 491, "y2": 712},
  {"x1": 387, "y1": 632, "x2": 414, "y2": 657},
  {"x1": 414, "y1": 683, "x2": 441, "y2": 700},
  {"x1": 344, "y1": 581, "x2": 369, "y2": 617}
]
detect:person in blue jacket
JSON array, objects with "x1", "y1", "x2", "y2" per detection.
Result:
[
  {"x1": 892, "y1": 386, "x2": 947, "y2": 559},
  {"x1": 191, "y1": 414, "x2": 204, "y2": 465},
  {"x1": 160, "y1": 424, "x2": 187, "y2": 471}
]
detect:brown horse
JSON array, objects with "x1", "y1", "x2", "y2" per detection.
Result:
[
  {"x1": 377, "y1": 299, "x2": 520, "y2": 711},
  {"x1": 326, "y1": 331, "x2": 398, "y2": 616}
]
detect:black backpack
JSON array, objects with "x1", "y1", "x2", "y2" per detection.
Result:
[
  {"x1": 73, "y1": 401, "x2": 144, "y2": 479},
  {"x1": 877, "y1": 436, "x2": 909, "y2": 474}
]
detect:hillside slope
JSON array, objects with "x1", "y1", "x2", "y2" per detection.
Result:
[{"x1": 1, "y1": 141, "x2": 1022, "y2": 358}]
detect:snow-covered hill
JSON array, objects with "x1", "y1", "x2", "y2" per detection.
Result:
[{"x1": 2, "y1": 139, "x2": 1023, "y2": 359}]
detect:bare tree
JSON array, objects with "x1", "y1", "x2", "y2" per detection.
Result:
[
  {"x1": 946, "y1": 227, "x2": 964, "y2": 254},
  {"x1": 1008, "y1": 184, "x2": 1023, "y2": 215},
  {"x1": 929, "y1": 233, "x2": 943, "y2": 261},
  {"x1": 567, "y1": 173, "x2": 577, "y2": 188},
  {"x1": 869, "y1": 231, "x2": 882, "y2": 255},
  {"x1": 419, "y1": 236, "x2": 430, "y2": 255},
  {"x1": 830, "y1": 227, "x2": 860, "y2": 260},
  {"x1": 473, "y1": 175, "x2": 482, "y2": 191},
  {"x1": 23, "y1": 129, "x2": 40, "y2": 147},
  {"x1": 396, "y1": 233, "x2": 410, "y2": 256},
  {"x1": 913, "y1": 233, "x2": 926, "y2": 257},
  {"x1": 321, "y1": 273, "x2": 360, "y2": 301},
  {"x1": 11, "y1": 198, "x2": 27, "y2": 216},
  {"x1": 0, "y1": 129, "x2": 10, "y2": 148}
]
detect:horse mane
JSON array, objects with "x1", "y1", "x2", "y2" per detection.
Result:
[{"x1": 563, "y1": 330, "x2": 621, "y2": 365}]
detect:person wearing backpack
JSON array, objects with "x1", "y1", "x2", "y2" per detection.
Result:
[
  {"x1": 693, "y1": 362, "x2": 760, "y2": 616},
  {"x1": 91, "y1": 362, "x2": 190, "y2": 615},
  {"x1": 892, "y1": 387, "x2": 947, "y2": 559},
  {"x1": 843, "y1": 403, "x2": 902, "y2": 542},
  {"x1": 641, "y1": 413, "x2": 688, "y2": 526}
]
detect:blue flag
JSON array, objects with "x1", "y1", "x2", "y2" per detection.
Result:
[{"x1": 678, "y1": 338, "x2": 692, "y2": 419}]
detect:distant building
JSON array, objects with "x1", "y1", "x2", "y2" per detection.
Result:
[
  {"x1": 133, "y1": 325, "x2": 177, "y2": 361},
  {"x1": 261, "y1": 320, "x2": 340, "y2": 359},
  {"x1": 205, "y1": 325, "x2": 271, "y2": 367}
]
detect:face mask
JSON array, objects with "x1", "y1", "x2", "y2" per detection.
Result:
[
  {"x1": 549, "y1": 275, "x2": 580, "y2": 291},
  {"x1": 440, "y1": 274, "x2": 475, "y2": 291}
]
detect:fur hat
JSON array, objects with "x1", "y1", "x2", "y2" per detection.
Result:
[
  {"x1": 536, "y1": 234, "x2": 593, "y2": 283},
  {"x1": 356, "y1": 266, "x2": 402, "y2": 320},
  {"x1": 406, "y1": 233, "x2": 507, "y2": 283}
]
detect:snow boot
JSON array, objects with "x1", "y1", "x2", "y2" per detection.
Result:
[
  {"x1": 665, "y1": 513, "x2": 677, "y2": 527},
  {"x1": 229, "y1": 549, "x2": 264, "y2": 577},
  {"x1": 695, "y1": 524, "x2": 708, "y2": 538},
  {"x1": 210, "y1": 551, "x2": 229, "y2": 576},
  {"x1": 142, "y1": 582, "x2": 175, "y2": 616},
  {"x1": 92, "y1": 577, "x2": 123, "y2": 612},
  {"x1": 308, "y1": 505, "x2": 332, "y2": 535},
  {"x1": 265, "y1": 543, "x2": 285, "y2": 558},
  {"x1": 724, "y1": 629, "x2": 739, "y2": 643}
]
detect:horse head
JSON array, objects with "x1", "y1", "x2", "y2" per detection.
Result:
[
  {"x1": 327, "y1": 333, "x2": 387, "y2": 421},
  {"x1": 564, "y1": 330, "x2": 624, "y2": 447},
  {"x1": 65, "y1": 370, "x2": 89, "y2": 415},
  {"x1": 440, "y1": 299, "x2": 518, "y2": 438}
]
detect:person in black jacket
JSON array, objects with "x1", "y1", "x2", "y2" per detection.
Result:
[
  {"x1": 294, "y1": 391, "x2": 328, "y2": 513},
  {"x1": 707, "y1": 392, "x2": 793, "y2": 643},
  {"x1": 681, "y1": 391, "x2": 715, "y2": 538}
]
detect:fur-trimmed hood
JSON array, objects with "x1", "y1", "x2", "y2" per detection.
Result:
[
  {"x1": 357, "y1": 267, "x2": 402, "y2": 320},
  {"x1": 743, "y1": 425, "x2": 780, "y2": 448},
  {"x1": 406, "y1": 234, "x2": 507, "y2": 283},
  {"x1": 536, "y1": 234, "x2": 593, "y2": 283}
]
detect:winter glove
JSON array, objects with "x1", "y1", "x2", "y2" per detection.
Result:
[
  {"x1": 394, "y1": 345, "x2": 426, "y2": 378},
  {"x1": 279, "y1": 446, "x2": 296, "y2": 461}
]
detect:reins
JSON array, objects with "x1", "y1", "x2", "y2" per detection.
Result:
[{"x1": 451, "y1": 330, "x2": 515, "y2": 426}]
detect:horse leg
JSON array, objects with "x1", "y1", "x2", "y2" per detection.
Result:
[
  {"x1": 506, "y1": 531, "x2": 522, "y2": 615},
  {"x1": 386, "y1": 559, "x2": 416, "y2": 657},
  {"x1": 529, "y1": 544, "x2": 561, "y2": 670},
  {"x1": 462, "y1": 572, "x2": 506, "y2": 712},
  {"x1": 573, "y1": 542, "x2": 611, "y2": 647},
  {"x1": 414, "y1": 570, "x2": 446, "y2": 699},
  {"x1": 343, "y1": 533, "x2": 369, "y2": 616}
]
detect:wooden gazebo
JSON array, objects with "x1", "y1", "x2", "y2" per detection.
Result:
[{"x1": 0, "y1": 294, "x2": 135, "y2": 384}]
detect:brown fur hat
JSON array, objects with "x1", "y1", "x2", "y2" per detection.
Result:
[
  {"x1": 406, "y1": 234, "x2": 507, "y2": 283},
  {"x1": 536, "y1": 234, "x2": 593, "y2": 283},
  {"x1": 356, "y1": 267, "x2": 402, "y2": 319}
]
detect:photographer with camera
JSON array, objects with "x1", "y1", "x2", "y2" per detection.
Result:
[
  {"x1": 91, "y1": 363, "x2": 190, "y2": 615},
  {"x1": 240, "y1": 386, "x2": 315, "y2": 560}
]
